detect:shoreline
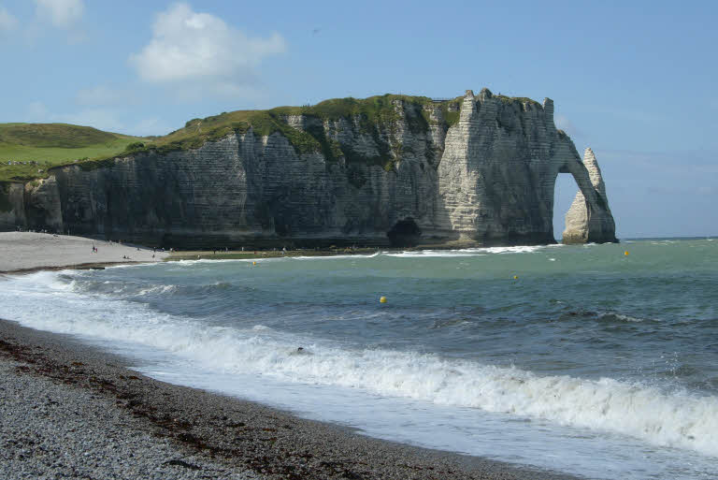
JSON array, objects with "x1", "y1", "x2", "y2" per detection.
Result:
[
  {"x1": 0, "y1": 318, "x2": 581, "y2": 480},
  {"x1": 1, "y1": 232, "x2": 583, "y2": 478},
  {"x1": 0, "y1": 261, "x2": 159, "y2": 275},
  {"x1": 0, "y1": 231, "x2": 543, "y2": 274}
]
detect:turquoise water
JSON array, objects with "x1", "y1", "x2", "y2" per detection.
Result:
[{"x1": 2, "y1": 239, "x2": 717, "y2": 479}]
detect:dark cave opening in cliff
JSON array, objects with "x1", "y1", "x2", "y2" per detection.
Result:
[
  {"x1": 387, "y1": 218, "x2": 422, "y2": 248},
  {"x1": 553, "y1": 174, "x2": 577, "y2": 243}
]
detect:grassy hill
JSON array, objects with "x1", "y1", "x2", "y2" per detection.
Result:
[
  {"x1": 0, "y1": 123, "x2": 144, "y2": 182},
  {"x1": 0, "y1": 93, "x2": 540, "y2": 183}
]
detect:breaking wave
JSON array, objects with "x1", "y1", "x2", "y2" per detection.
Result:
[{"x1": 1, "y1": 270, "x2": 716, "y2": 459}]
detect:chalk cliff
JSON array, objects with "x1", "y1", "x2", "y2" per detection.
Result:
[
  {"x1": 562, "y1": 148, "x2": 616, "y2": 244},
  {"x1": 0, "y1": 90, "x2": 617, "y2": 248}
]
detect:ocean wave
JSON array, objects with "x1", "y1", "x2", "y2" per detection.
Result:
[
  {"x1": 386, "y1": 250, "x2": 480, "y2": 258},
  {"x1": 1, "y1": 273, "x2": 715, "y2": 458},
  {"x1": 251, "y1": 324, "x2": 273, "y2": 332},
  {"x1": 386, "y1": 245, "x2": 550, "y2": 258},
  {"x1": 478, "y1": 245, "x2": 547, "y2": 254},
  {"x1": 136, "y1": 284, "x2": 179, "y2": 296},
  {"x1": 144, "y1": 334, "x2": 718, "y2": 458},
  {"x1": 105, "y1": 262, "x2": 157, "y2": 270},
  {"x1": 558, "y1": 308, "x2": 657, "y2": 324},
  {"x1": 597, "y1": 312, "x2": 651, "y2": 323},
  {"x1": 292, "y1": 252, "x2": 380, "y2": 261},
  {"x1": 3, "y1": 269, "x2": 717, "y2": 460},
  {"x1": 55, "y1": 276, "x2": 178, "y2": 297},
  {"x1": 12, "y1": 271, "x2": 247, "y2": 300},
  {"x1": 167, "y1": 257, "x2": 288, "y2": 267}
]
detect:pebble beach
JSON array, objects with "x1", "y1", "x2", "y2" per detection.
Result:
[{"x1": 0, "y1": 320, "x2": 580, "y2": 480}]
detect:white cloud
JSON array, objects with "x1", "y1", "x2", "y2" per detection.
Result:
[
  {"x1": 129, "y1": 2, "x2": 285, "y2": 99},
  {"x1": 0, "y1": 6, "x2": 18, "y2": 34},
  {"x1": 34, "y1": 0, "x2": 84, "y2": 28}
]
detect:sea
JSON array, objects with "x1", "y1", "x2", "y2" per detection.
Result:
[{"x1": 1, "y1": 238, "x2": 717, "y2": 479}]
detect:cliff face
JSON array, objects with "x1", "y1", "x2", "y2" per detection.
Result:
[
  {"x1": 0, "y1": 182, "x2": 26, "y2": 230},
  {"x1": 2, "y1": 90, "x2": 617, "y2": 248}
]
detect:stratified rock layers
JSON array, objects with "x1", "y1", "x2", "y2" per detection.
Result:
[{"x1": 1, "y1": 90, "x2": 617, "y2": 247}]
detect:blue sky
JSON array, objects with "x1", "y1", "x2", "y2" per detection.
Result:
[{"x1": 0, "y1": 1, "x2": 716, "y2": 238}]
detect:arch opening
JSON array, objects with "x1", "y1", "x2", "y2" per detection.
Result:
[{"x1": 553, "y1": 173, "x2": 579, "y2": 243}]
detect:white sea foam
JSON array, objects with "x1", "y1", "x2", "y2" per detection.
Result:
[
  {"x1": 136, "y1": 284, "x2": 177, "y2": 296},
  {"x1": 600, "y1": 312, "x2": 648, "y2": 323},
  {"x1": 478, "y1": 245, "x2": 545, "y2": 254},
  {"x1": 175, "y1": 258, "x2": 257, "y2": 266},
  {"x1": 386, "y1": 245, "x2": 549, "y2": 258},
  {"x1": 386, "y1": 250, "x2": 479, "y2": 258},
  {"x1": 1, "y1": 271, "x2": 717, "y2": 459},
  {"x1": 251, "y1": 324, "x2": 273, "y2": 332},
  {"x1": 292, "y1": 253, "x2": 379, "y2": 261},
  {"x1": 105, "y1": 263, "x2": 152, "y2": 270}
]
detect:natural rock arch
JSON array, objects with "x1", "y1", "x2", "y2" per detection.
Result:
[
  {"x1": 560, "y1": 147, "x2": 616, "y2": 244},
  {"x1": 6, "y1": 89, "x2": 617, "y2": 248},
  {"x1": 433, "y1": 89, "x2": 616, "y2": 246}
]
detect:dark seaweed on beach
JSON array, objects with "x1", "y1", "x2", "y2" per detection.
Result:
[{"x1": 0, "y1": 322, "x2": 578, "y2": 480}]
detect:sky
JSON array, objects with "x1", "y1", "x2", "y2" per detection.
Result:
[{"x1": 0, "y1": 0, "x2": 716, "y2": 239}]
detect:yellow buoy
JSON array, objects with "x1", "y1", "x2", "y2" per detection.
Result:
[
  {"x1": 513, "y1": 275, "x2": 519, "y2": 280},
  {"x1": 380, "y1": 296, "x2": 387, "y2": 304},
  {"x1": 253, "y1": 261, "x2": 257, "y2": 265},
  {"x1": 624, "y1": 251, "x2": 629, "y2": 256}
]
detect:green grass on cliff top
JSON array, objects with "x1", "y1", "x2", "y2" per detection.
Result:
[
  {"x1": 0, "y1": 123, "x2": 143, "y2": 182},
  {"x1": 0, "y1": 93, "x2": 541, "y2": 183},
  {"x1": 142, "y1": 94, "x2": 480, "y2": 160}
]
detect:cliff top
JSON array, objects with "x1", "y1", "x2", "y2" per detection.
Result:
[
  {"x1": 0, "y1": 123, "x2": 143, "y2": 182},
  {"x1": 0, "y1": 92, "x2": 544, "y2": 183},
  {"x1": 135, "y1": 94, "x2": 469, "y2": 159}
]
